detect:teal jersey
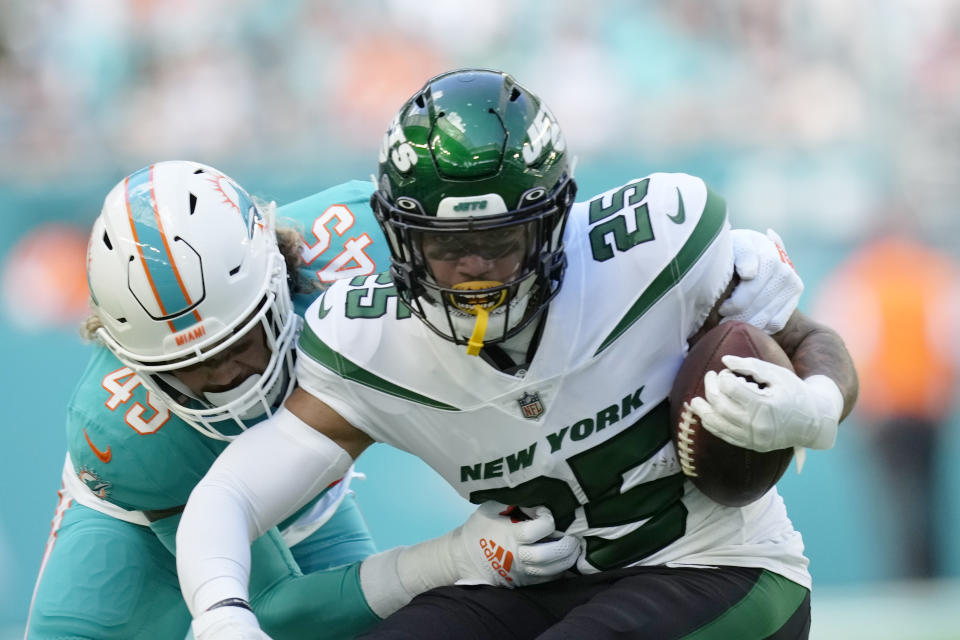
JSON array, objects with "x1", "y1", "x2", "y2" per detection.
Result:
[
  {"x1": 66, "y1": 345, "x2": 226, "y2": 512},
  {"x1": 65, "y1": 179, "x2": 387, "y2": 514},
  {"x1": 285, "y1": 180, "x2": 387, "y2": 316},
  {"x1": 29, "y1": 180, "x2": 385, "y2": 640}
]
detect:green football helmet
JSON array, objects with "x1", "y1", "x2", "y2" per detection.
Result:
[{"x1": 371, "y1": 68, "x2": 577, "y2": 355}]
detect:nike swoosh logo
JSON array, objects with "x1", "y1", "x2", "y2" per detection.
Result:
[
  {"x1": 667, "y1": 187, "x2": 686, "y2": 224},
  {"x1": 83, "y1": 429, "x2": 112, "y2": 463},
  {"x1": 316, "y1": 292, "x2": 332, "y2": 319}
]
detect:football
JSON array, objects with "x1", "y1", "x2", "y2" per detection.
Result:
[{"x1": 669, "y1": 321, "x2": 794, "y2": 507}]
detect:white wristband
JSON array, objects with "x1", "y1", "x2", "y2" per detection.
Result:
[
  {"x1": 358, "y1": 547, "x2": 414, "y2": 619},
  {"x1": 358, "y1": 532, "x2": 461, "y2": 619},
  {"x1": 803, "y1": 375, "x2": 843, "y2": 450}
]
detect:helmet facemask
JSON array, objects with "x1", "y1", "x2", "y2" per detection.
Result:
[
  {"x1": 97, "y1": 251, "x2": 300, "y2": 440},
  {"x1": 373, "y1": 177, "x2": 576, "y2": 353}
]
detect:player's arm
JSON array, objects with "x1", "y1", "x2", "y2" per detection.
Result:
[
  {"x1": 690, "y1": 308, "x2": 857, "y2": 455},
  {"x1": 686, "y1": 226, "x2": 858, "y2": 453},
  {"x1": 773, "y1": 309, "x2": 858, "y2": 421},
  {"x1": 176, "y1": 397, "x2": 358, "y2": 639},
  {"x1": 145, "y1": 506, "x2": 379, "y2": 640},
  {"x1": 177, "y1": 390, "x2": 579, "y2": 639}
]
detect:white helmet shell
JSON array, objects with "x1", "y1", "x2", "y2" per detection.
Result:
[{"x1": 87, "y1": 161, "x2": 299, "y2": 439}]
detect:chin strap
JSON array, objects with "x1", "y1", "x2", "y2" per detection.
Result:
[{"x1": 466, "y1": 306, "x2": 490, "y2": 356}]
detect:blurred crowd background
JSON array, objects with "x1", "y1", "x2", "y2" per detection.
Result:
[{"x1": 3, "y1": 1, "x2": 960, "y2": 638}]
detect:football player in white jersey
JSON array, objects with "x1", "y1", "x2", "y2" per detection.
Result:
[{"x1": 177, "y1": 70, "x2": 857, "y2": 639}]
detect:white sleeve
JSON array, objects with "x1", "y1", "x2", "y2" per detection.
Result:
[{"x1": 176, "y1": 407, "x2": 353, "y2": 617}]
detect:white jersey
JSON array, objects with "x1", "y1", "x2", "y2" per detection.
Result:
[{"x1": 297, "y1": 173, "x2": 810, "y2": 588}]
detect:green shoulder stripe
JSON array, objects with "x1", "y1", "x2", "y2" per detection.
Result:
[
  {"x1": 595, "y1": 188, "x2": 726, "y2": 355},
  {"x1": 299, "y1": 323, "x2": 461, "y2": 411}
]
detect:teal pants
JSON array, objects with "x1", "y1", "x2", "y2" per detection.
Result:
[{"x1": 26, "y1": 493, "x2": 377, "y2": 639}]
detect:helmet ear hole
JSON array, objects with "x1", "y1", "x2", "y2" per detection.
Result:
[
  {"x1": 521, "y1": 187, "x2": 547, "y2": 203},
  {"x1": 396, "y1": 197, "x2": 422, "y2": 213},
  {"x1": 189, "y1": 193, "x2": 198, "y2": 214},
  {"x1": 509, "y1": 87, "x2": 521, "y2": 102},
  {"x1": 102, "y1": 231, "x2": 113, "y2": 250}
]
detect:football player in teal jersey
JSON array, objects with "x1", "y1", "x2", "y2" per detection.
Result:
[
  {"x1": 26, "y1": 161, "x2": 584, "y2": 640},
  {"x1": 176, "y1": 70, "x2": 859, "y2": 639}
]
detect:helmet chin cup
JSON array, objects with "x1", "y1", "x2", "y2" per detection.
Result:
[
  {"x1": 417, "y1": 276, "x2": 535, "y2": 352},
  {"x1": 450, "y1": 281, "x2": 507, "y2": 355},
  {"x1": 201, "y1": 366, "x2": 287, "y2": 422}
]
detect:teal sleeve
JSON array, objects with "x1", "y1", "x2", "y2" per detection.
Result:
[
  {"x1": 147, "y1": 513, "x2": 304, "y2": 598},
  {"x1": 254, "y1": 560, "x2": 381, "y2": 640},
  {"x1": 168, "y1": 523, "x2": 379, "y2": 639},
  {"x1": 149, "y1": 514, "x2": 307, "y2": 599},
  {"x1": 146, "y1": 496, "x2": 379, "y2": 637}
]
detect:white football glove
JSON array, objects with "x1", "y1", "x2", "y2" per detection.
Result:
[
  {"x1": 689, "y1": 355, "x2": 843, "y2": 452},
  {"x1": 359, "y1": 501, "x2": 579, "y2": 618},
  {"x1": 191, "y1": 605, "x2": 273, "y2": 640},
  {"x1": 721, "y1": 229, "x2": 803, "y2": 334},
  {"x1": 444, "y1": 501, "x2": 579, "y2": 587}
]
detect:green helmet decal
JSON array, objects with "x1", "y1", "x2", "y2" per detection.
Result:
[{"x1": 372, "y1": 69, "x2": 577, "y2": 351}]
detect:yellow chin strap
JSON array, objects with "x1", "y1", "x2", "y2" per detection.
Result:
[{"x1": 451, "y1": 281, "x2": 507, "y2": 356}]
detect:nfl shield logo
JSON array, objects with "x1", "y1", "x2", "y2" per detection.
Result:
[{"x1": 518, "y1": 392, "x2": 544, "y2": 420}]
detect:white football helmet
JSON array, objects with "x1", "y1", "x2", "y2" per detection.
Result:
[{"x1": 87, "y1": 160, "x2": 299, "y2": 439}]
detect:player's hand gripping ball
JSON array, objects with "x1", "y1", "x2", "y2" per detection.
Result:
[{"x1": 669, "y1": 321, "x2": 794, "y2": 507}]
